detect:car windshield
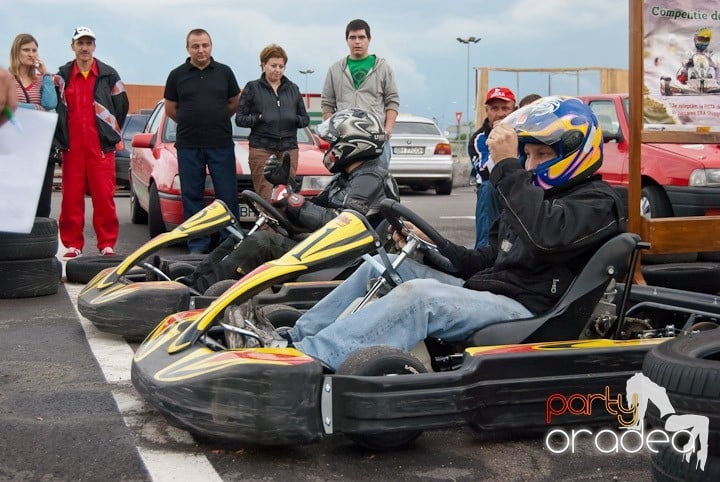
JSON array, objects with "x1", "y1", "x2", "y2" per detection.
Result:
[
  {"x1": 122, "y1": 115, "x2": 149, "y2": 142},
  {"x1": 393, "y1": 121, "x2": 441, "y2": 136},
  {"x1": 162, "y1": 114, "x2": 313, "y2": 144}
]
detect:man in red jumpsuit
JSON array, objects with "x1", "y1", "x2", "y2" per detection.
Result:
[{"x1": 54, "y1": 26, "x2": 129, "y2": 258}]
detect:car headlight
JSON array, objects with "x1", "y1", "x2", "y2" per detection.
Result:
[
  {"x1": 689, "y1": 169, "x2": 720, "y2": 187},
  {"x1": 300, "y1": 175, "x2": 334, "y2": 192}
]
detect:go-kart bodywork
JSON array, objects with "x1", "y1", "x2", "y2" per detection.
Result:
[
  {"x1": 132, "y1": 201, "x2": 720, "y2": 448},
  {"x1": 78, "y1": 196, "x2": 373, "y2": 339},
  {"x1": 78, "y1": 200, "x2": 239, "y2": 339}
]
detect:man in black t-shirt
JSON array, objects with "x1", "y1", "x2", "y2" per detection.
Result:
[{"x1": 164, "y1": 28, "x2": 241, "y2": 253}]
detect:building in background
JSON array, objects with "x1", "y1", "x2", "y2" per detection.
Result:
[{"x1": 124, "y1": 84, "x2": 323, "y2": 126}]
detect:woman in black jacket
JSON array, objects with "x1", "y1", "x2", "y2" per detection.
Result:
[{"x1": 235, "y1": 44, "x2": 309, "y2": 201}]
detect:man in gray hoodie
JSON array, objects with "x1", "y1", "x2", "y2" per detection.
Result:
[{"x1": 321, "y1": 19, "x2": 399, "y2": 168}]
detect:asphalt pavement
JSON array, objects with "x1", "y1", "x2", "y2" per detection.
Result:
[{"x1": 0, "y1": 188, "x2": 655, "y2": 481}]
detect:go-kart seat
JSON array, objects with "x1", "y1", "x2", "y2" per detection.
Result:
[{"x1": 463, "y1": 233, "x2": 640, "y2": 347}]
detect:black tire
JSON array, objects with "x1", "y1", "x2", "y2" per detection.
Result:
[
  {"x1": 642, "y1": 263, "x2": 720, "y2": 294},
  {"x1": 641, "y1": 185, "x2": 697, "y2": 264},
  {"x1": 651, "y1": 444, "x2": 720, "y2": 481},
  {"x1": 257, "y1": 304, "x2": 303, "y2": 327},
  {"x1": 409, "y1": 185, "x2": 428, "y2": 192},
  {"x1": 0, "y1": 257, "x2": 60, "y2": 298},
  {"x1": 148, "y1": 183, "x2": 166, "y2": 238},
  {"x1": 203, "y1": 279, "x2": 236, "y2": 297},
  {"x1": 130, "y1": 184, "x2": 148, "y2": 225},
  {"x1": 642, "y1": 329, "x2": 720, "y2": 456},
  {"x1": 435, "y1": 180, "x2": 453, "y2": 195},
  {"x1": 0, "y1": 217, "x2": 58, "y2": 261},
  {"x1": 66, "y1": 255, "x2": 125, "y2": 284},
  {"x1": 698, "y1": 251, "x2": 720, "y2": 262},
  {"x1": 336, "y1": 346, "x2": 426, "y2": 450}
]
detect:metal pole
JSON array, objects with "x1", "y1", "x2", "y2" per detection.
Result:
[
  {"x1": 456, "y1": 37, "x2": 481, "y2": 134},
  {"x1": 298, "y1": 69, "x2": 314, "y2": 108}
]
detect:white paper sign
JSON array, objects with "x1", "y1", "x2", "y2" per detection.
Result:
[{"x1": 0, "y1": 108, "x2": 58, "y2": 233}]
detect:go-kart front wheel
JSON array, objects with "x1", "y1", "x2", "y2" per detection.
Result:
[{"x1": 336, "y1": 346, "x2": 426, "y2": 450}]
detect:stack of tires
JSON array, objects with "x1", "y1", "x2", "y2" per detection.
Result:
[
  {"x1": 0, "y1": 217, "x2": 61, "y2": 298},
  {"x1": 642, "y1": 329, "x2": 720, "y2": 481}
]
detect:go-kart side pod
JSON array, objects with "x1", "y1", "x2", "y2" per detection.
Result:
[
  {"x1": 131, "y1": 310, "x2": 325, "y2": 445},
  {"x1": 78, "y1": 200, "x2": 239, "y2": 338},
  {"x1": 133, "y1": 327, "x2": 667, "y2": 446},
  {"x1": 166, "y1": 210, "x2": 382, "y2": 354}
]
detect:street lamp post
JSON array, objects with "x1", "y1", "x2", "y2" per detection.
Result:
[
  {"x1": 298, "y1": 69, "x2": 315, "y2": 108},
  {"x1": 456, "y1": 36, "x2": 481, "y2": 136}
]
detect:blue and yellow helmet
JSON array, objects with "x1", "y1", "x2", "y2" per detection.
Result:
[
  {"x1": 695, "y1": 27, "x2": 712, "y2": 52},
  {"x1": 502, "y1": 96, "x2": 603, "y2": 192}
]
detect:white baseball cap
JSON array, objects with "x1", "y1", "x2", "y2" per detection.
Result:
[{"x1": 72, "y1": 26, "x2": 96, "y2": 41}]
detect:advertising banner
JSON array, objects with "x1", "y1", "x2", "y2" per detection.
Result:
[{"x1": 644, "y1": 0, "x2": 720, "y2": 130}]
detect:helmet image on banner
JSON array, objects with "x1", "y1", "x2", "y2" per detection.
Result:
[
  {"x1": 315, "y1": 108, "x2": 385, "y2": 173},
  {"x1": 502, "y1": 96, "x2": 603, "y2": 192},
  {"x1": 694, "y1": 27, "x2": 712, "y2": 52}
]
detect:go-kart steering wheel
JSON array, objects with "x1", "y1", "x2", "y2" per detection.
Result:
[
  {"x1": 241, "y1": 190, "x2": 297, "y2": 237},
  {"x1": 379, "y1": 199, "x2": 446, "y2": 251}
]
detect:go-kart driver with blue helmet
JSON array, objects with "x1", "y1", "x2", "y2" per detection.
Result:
[{"x1": 237, "y1": 96, "x2": 627, "y2": 370}]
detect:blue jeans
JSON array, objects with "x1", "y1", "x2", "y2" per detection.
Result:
[
  {"x1": 378, "y1": 140, "x2": 391, "y2": 169},
  {"x1": 475, "y1": 181, "x2": 501, "y2": 249},
  {"x1": 291, "y1": 255, "x2": 533, "y2": 369},
  {"x1": 177, "y1": 146, "x2": 238, "y2": 253}
]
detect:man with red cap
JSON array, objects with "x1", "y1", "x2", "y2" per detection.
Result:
[{"x1": 467, "y1": 86, "x2": 516, "y2": 248}]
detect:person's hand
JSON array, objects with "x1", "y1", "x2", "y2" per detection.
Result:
[
  {"x1": 390, "y1": 221, "x2": 431, "y2": 249},
  {"x1": 269, "y1": 184, "x2": 291, "y2": 206},
  {"x1": 35, "y1": 57, "x2": 47, "y2": 76},
  {"x1": 0, "y1": 66, "x2": 18, "y2": 128},
  {"x1": 486, "y1": 123, "x2": 519, "y2": 168},
  {"x1": 264, "y1": 151, "x2": 291, "y2": 185}
]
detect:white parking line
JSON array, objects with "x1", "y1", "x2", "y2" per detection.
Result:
[
  {"x1": 439, "y1": 216, "x2": 475, "y2": 220},
  {"x1": 65, "y1": 283, "x2": 222, "y2": 482}
]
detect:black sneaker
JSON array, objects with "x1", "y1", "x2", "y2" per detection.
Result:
[{"x1": 222, "y1": 299, "x2": 288, "y2": 349}]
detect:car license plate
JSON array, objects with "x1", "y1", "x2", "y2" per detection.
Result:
[
  {"x1": 238, "y1": 202, "x2": 254, "y2": 223},
  {"x1": 393, "y1": 146, "x2": 425, "y2": 155}
]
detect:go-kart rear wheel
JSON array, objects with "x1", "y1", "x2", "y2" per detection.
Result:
[{"x1": 336, "y1": 346, "x2": 426, "y2": 450}]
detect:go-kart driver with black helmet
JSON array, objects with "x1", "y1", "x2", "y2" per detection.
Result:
[
  {"x1": 237, "y1": 96, "x2": 627, "y2": 370},
  {"x1": 181, "y1": 108, "x2": 400, "y2": 293}
]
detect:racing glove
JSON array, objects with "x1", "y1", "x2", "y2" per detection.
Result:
[{"x1": 264, "y1": 151, "x2": 292, "y2": 186}]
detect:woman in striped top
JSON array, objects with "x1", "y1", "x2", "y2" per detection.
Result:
[{"x1": 9, "y1": 33, "x2": 59, "y2": 217}]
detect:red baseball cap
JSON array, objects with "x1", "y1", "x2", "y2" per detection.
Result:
[{"x1": 485, "y1": 87, "x2": 516, "y2": 104}]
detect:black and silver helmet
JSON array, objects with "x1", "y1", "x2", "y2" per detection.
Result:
[{"x1": 315, "y1": 108, "x2": 385, "y2": 173}]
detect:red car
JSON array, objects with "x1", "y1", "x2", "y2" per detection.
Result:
[{"x1": 129, "y1": 100, "x2": 332, "y2": 237}]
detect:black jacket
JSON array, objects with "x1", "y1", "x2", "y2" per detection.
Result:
[
  {"x1": 235, "y1": 74, "x2": 309, "y2": 151},
  {"x1": 291, "y1": 159, "x2": 400, "y2": 231},
  {"x1": 437, "y1": 158, "x2": 626, "y2": 314},
  {"x1": 54, "y1": 59, "x2": 129, "y2": 152}
]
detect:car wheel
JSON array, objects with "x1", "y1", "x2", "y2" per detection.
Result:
[
  {"x1": 651, "y1": 444, "x2": 720, "y2": 481},
  {"x1": 336, "y1": 346, "x2": 426, "y2": 450},
  {"x1": 66, "y1": 255, "x2": 125, "y2": 284},
  {"x1": 0, "y1": 257, "x2": 60, "y2": 298},
  {"x1": 130, "y1": 184, "x2": 148, "y2": 225},
  {"x1": 148, "y1": 183, "x2": 166, "y2": 238},
  {"x1": 435, "y1": 180, "x2": 452, "y2": 195},
  {"x1": 410, "y1": 184, "x2": 428, "y2": 192},
  {"x1": 642, "y1": 328, "x2": 720, "y2": 456},
  {"x1": 0, "y1": 217, "x2": 58, "y2": 261},
  {"x1": 641, "y1": 185, "x2": 697, "y2": 264},
  {"x1": 642, "y1": 262, "x2": 720, "y2": 294}
]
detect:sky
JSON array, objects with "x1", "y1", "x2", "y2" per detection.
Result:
[{"x1": 1, "y1": 0, "x2": 629, "y2": 129}]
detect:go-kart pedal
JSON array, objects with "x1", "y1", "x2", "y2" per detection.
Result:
[{"x1": 222, "y1": 300, "x2": 288, "y2": 349}]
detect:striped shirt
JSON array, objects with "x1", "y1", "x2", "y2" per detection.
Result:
[{"x1": 14, "y1": 75, "x2": 42, "y2": 106}]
